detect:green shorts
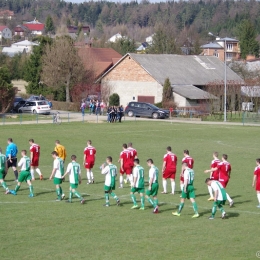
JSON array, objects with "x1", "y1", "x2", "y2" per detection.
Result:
[
  {"x1": 54, "y1": 177, "x2": 63, "y2": 185},
  {"x1": 214, "y1": 200, "x2": 226, "y2": 207},
  {"x1": 104, "y1": 184, "x2": 115, "y2": 191},
  {"x1": 131, "y1": 187, "x2": 144, "y2": 194},
  {"x1": 70, "y1": 183, "x2": 78, "y2": 189},
  {"x1": 18, "y1": 171, "x2": 31, "y2": 183},
  {"x1": 146, "y1": 183, "x2": 159, "y2": 197},
  {"x1": 0, "y1": 169, "x2": 5, "y2": 180},
  {"x1": 181, "y1": 185, "x2": 195, "y2": 199}
]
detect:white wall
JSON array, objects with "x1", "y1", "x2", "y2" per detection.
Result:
[{"x1": 173, "y1": 93, "x2": 186, "y2": 107}]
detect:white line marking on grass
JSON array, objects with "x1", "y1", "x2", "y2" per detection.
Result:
[{"x1": 216, "y1": 140, "x2": 258, "y2": 150}]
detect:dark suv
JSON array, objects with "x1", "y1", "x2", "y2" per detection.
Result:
[{"x1": 125, "y1": 102, "x2": 169, "y2": 119}]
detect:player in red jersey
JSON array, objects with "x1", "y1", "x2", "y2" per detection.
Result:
[
  {"x1": 205, "y1": 154, "x2": 234, "y2": 207},
  {"x1": 29, "y1": 139, "x2": 43, "y2": 180},
  {"x1": 205, "y1": 152, "x2": 220, "y2": 201},
  {"x1": 127, "y1": 142, "x2": 137, "y2": 183},
  {"x1": 180, "y1": 150, "x2": 194, "y2": 193},
  {"x1": 118, "y1": 144, "x2": 133, "y2": 188},
  {"x1": 252, "y1": 158, "x2": 260, "y2": 208},
  {"x1": 161, "y1": 146, "x2": 177, "y2": 194},
  {"x1": 83, "y1": 140, "x2": 96, "y2": 184}
]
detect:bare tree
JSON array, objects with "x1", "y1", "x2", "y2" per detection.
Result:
[{"x1": 41, "y1": 36, "x2": 85, "y2": 102}]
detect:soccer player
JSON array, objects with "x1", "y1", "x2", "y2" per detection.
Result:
[
  {"x1": 83, "y1": 140, "x2": 96, "y2": 184},
  {"x1": 205, "y1": 152, "x2": 220, "y2": 201},
  {"x1": 161, "y1": 146, "x2": 177, "y2": 194},
  {"x1": 252, "y1": 158, "x2": 260, "y2": 208},
  {"x1": 205, "y1": 178, "x2": 227, "y2": 219},
  {"x1": 62, "y1": 155, "x2": 85, "y2": 204},
  {"x1": 5, "y1": 138, "x2": 18, "y2": 181},
  {"x1": 54, "y1": 140, "x2": 67, "y2": 162},
  {"x1": 204, "y1": 154, "x2": 234, "y2": 207},
  {"x1": 172, "y1": 162, "x2": 199, "y2": 218},
  {"x1": 130, "y1": 158, "x2": 145, "y2": 210},
  {"x1": 126, "y1": 142, "x2": 137, "y2": 184},
  {"x1": 0, "y1": 147, "x2": 11, "y2": 194},
  {"x1": 49, "y1": 151, "x2": 65, "y2": 201},
  {"x1": 146, "y1": 159, "x2": 159, "y2": 213},
  {"x1": 118, "y1": 144, "x2": 132, "y2": 188},
  {"x1": 12, "y1": 150, "x2": 34, "y2": 197},
  {"x1": 29, "y1": 139, "x2": 43, "y2": 180},
  {"x1": 101, "y1": 156, "x2": 120, "y2": 207},
  {"x1": 180, "y1": 149, "x2": 194, "y2": 193}
]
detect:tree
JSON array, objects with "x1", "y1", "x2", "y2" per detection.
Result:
[
  {"x1": 109, "y1": 93, "x2": 120, "y2": 106},
  {"x1": 109, "y1": 38, "x2": 136, "y2": 55},
  {"x1": 0, "y1": 66, "x2": 16, "y2": 113},
  {"x1": 45, "y1": 15, "x2": 55, "y2": 35},
  {"x1": 162, "y1": 78, "x2": 173, "y2": 106},
  {"x1": 41, "y1": 37, "x2": 86, "y2": 102},
  {"x1": 237, "y1": 20, "x2": 259, "y2": 59}
]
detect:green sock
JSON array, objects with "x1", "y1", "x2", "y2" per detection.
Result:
[
  {"x1": 131, "y1": 194, "x2": 137, "y2": 205},
  {"x1": 56, "y1": 188, "x2": 61, "y2": 199},
  {"x1": 110, "y1": 192, "x2": 118, "y2": 200},
  {"x1": 212, "y1": 205, "x2": 217, "y2": 216},
  {"x1": 73, "y1": 191, "x2": 82, "y2": 199},
  {"x1": 147, "y1": 197, "x2": 155, "y2": 207},
  {"x1": 2, "y1": 181, "x2": 8, "y2": 190},
  {"x1": 219, "y1": 206, "x2": 224, "y2": 214},
  {"x1": 29, "y1": 185, "x2": 34, "y2": 195},
  {"x1": 105, "y1": 193, "x2": 109, "y2": 205},
  {"x1": 59, "y1": 187, "x2": 63, "y2": 196},
  {"x1": 178, "y1": 202, "x2": 184, "y2": 213},
  {"x1": 69, "y1": 191, "x2": 73, "y2": 200},
  {"x1": 154, "y1": 198, "x2": 158, "y2": 206},
  {"x1": 192, "y1": 202, "x2": 198, "y2": 214},
  {"x1": 141, "y1": 196, "x2": 145, "y2": 208},
  {"x1": 15, "y1": 185, "x2": 20, "y2": 192}
]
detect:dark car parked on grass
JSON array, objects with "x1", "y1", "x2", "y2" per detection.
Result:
[{"x1": 125, "y1": 102, "x2": 169, "y2": 119}]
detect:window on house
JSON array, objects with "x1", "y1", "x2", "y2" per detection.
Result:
[
  {"x1": 226, "y1": 53, "x2": 233, "y2": 61},
  {"x1": 213, "y1": 51, "x2": 219, "y2": 58},
  {"x1": 226, "y1": 43, "x2": 233, "y2": 51}
]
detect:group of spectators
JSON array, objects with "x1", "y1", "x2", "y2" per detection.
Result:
[{"x1": 107, "y1": 105, "x2": 124, "y2": 123}]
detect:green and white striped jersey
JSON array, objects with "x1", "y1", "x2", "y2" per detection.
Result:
[
  {"x1": 183, "y1": 168, "x2": 194, "y2": 185},
  {"x1": 149, "y1": 165, "x2": 159, "y2": 184},
  {"x1": 211, "y1": 181, "x2": 227, "y2": 201},
  {"x1": 53, "y1": 157, "x2": 64, "y2": 178},
  {"x1": 101, "y1": 164, "x2": 117, "y2": 187},
  {"x1": 0, "y1": 153, "x2": 6, "y2": 170},
  {"x1": 18, "y1": 156, "x2": 30, "y2": 171},
  {"x1": 133, "y1": 165, "x2": 145, "y2": 188},
  {"x1": 66, "y1": 161, "x2": 81, "y2": 184}
]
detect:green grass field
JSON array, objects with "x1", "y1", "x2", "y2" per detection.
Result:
[{"x1": 1, "y1": 121, "x2": 259, "y2": 260}]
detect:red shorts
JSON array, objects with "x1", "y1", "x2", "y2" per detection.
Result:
[
  {"x1": 163, "y1": 169, "x2": 176, "y2": 179},
  {"x1": 255, "y1": 181, "x2": 260, "y2": 191},
  {"x1": 211, "y1": 172, "x2": 219, "y2": 180},
  {"x1": 180, "y1": 173, "x2": 184, "y2": 182},
  {"x1": 85, "y1": 161, "x2": 94, "y2": 169},
  {"x1": 31, "y1": 158, "x2": 39, "y2": 167},
  {"x1": 120, "y1": 166, "x2": 132, "y2": 175},
  {"x1": 219, "y1": 178, "x2": 229, "y2": 188}
]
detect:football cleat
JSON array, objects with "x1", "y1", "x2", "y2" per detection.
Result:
[
  {"x1": 208, "y1": 216, "x2": 214, "y2": 220},
  {"x1": 172, "y1": 212, "x2": 181, "y2": 217},
  {"x1": 221, "y1": 212, "x2": 226, "y2": 219},
  {"x1": 208, "y1": 197, "x2": 214, "y2": 201},
  {"x1": 28, "y1": 193, "x2": 34, "y2": 198},
  {"x1": 139, "y1": 207, "x2": 145, "y2": 210},
  {"x1": 124, "y1": 179, "x2": 127, "y2": 184},
  {"x1": 257, "y1": 205, "x2": 260, "y2": 208},
  {"x1": 116, "y1": 199, "x2": 120, "y2": 206},
  {"x1": 40, "y1": 175, "x2": 44, "y2": 180},
  {"x1": 10, "y1": 190, "x2": 17, "y2": 195},
  {"x1": 229, "y1": 200, "x2": 234, "y2": 208},
  {"x1": 80, "y1": 199, "x2": 85, "y2": 204},
  {"x1": 56, "y1": 198, "x2": 61, "y2": 202},
  {"x1": 66, "y1": 200, "x2": 72, "y2": 203},
  {"x1": 131, "y1": 205, "x2": 139, "y2": 209},
  {"x1": 103, "y1": 204, "x2": 110, "y2": 207},
  {"x1": 61, "y1": 194, "x2": 65, "y2": 200},
  {"x1": 153, "y1": 206, "x2": 159, "y2": 214},
  {"x1": 192, "y1": 213, "x2": 199, "y2": 218},
  {"x1": 5, "y1": 190, "x2": 10, "y2": 195},
  {"x1": 161, "y1": 191, "x2": 167, "y2": 194}
]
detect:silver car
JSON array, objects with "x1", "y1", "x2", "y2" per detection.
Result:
[{"x1": 18, "y1": 101, "x2": 51, "y2": 114}]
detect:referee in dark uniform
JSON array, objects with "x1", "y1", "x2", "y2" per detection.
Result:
[{"x1": 5, "y1": 138, "x2": 18, "y2": 181}]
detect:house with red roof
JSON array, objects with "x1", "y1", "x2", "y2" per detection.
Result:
[
  {"x1": 14, "y1": 25, "x2": 30, "y2": 37},
  {"x1": 0, "y1": 10, "x2": 14, "y2": 20},
  {"x1": 23, "y1": 19, "x2": 45, "y2": 35},
  {"x1": 0, "y1": 25, "x2": 12, "y2": 39}
]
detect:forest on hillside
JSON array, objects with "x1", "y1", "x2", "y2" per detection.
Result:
[{"x1": 1, "y1": 0, "x2": 260, "y2": 45}]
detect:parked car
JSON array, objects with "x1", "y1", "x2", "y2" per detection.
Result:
[
  {"x1": 13, "y1": 96, "x2": 25, "y2": 108},
  {"x1": 18, "y1": 100, "x2": 51, "y2": 114},
  {"x1": 27, "y1": 95, "x2": 46, "y2": 101},
  {"x1": 12, "y1": 100, "x2": 27, "y2": 113},
  {"x1": 125, "y1": 102, "x2": 169, "y2": 119}
]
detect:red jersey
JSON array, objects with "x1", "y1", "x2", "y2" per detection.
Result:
[
  {"x1": 163, "y1": 152, "x2": 177, "y2": 171},
  {"x1": 30, "y1": 143, "x2": 40, "y2": 160},
  {"x1": 210, "y1": 159, "x2": 220, "y2": 180},
  {"x1": 182, "y1": 156, "x2": 194, "y2": 169},
  {"x1": 120, "y1": 150, "x2": 132, "y2": 167},
  {"x1": 254, "y1": 166, "x2": 260, "y2": 191},
  {"x1": 127, "y1": 147, "x2": 137, "y2": 162},
  {"x1": 84, "y1": 146, "x2": 96, "y2": 163},
  {"x1": 217, "y1": 161, "x2": 231, "y2": 181}
]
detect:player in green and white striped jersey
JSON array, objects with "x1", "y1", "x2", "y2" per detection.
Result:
[
  {"x1": 12, "y1": 150, "x2": 34, "y2": 197},
  {"x1": 49, "y1": 151, "x2": 65, "y2": 201},
  {"x1": 101, "y1": 156, "x2": 120, "y2": 207},
  {"x1": 130, "y1": 158, "x2": 145, "y2": 210},
  {"x1": 0, "y1": 147, "x2": 10, "y2": 194},
  {"x1": 172, "y1": 162, "x2": 199, "y2": 218},
  {"x1": 146, "y1": 159, "x2": 159, "y2": 213},
  {"x1": 205, "y1": 178, "x2": 227, "y2": 219},
  {"x1": 62, "y1": 155, "x2": 85, "y2": 204}
]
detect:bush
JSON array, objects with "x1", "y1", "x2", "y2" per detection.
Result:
[
  {"x1": 52, "y1": 101, "x2": 80, "y2": 111},
  {"x1": 162, "y1": 100, "x2": 177, "y2": 110},
  {"x1": 109, "y1": 93, "x2": 120, "y2": 106},
  {"x1": 154, "y1": 102, "x2": 162, "y2": 108}
]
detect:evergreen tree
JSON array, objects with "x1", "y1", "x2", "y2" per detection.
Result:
[
  {"x1": 45, "y1": 15, "x2": 55, "y2": 35},
  {"x1": 109, "y1": 93, "x2": 120, "y2": 106},
  {"x1": 162, "y1": 78, "x2": 173, "y2": 103}
]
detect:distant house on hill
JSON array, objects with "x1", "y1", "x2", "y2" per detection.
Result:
[
  {"x1": 108, "y1": 33, "x2": 122, "y2": 43},
  {"x1": 14, "y1": 25, "x2": 30, "y2": 37},
  {"x1": 0, "y1": 25, "x2": 12, "y2": 39},
  {"x1": 201, "y1": 37, "x2": 240, "y2": 62},
  {"x1": 67, "y1": 25, "x2": 90, "y2": 39},
  {"x1": 0, "y1": 10, "x2": 14, "y2": 20},
  {"x1": 2, "y1": 40, "x2": 38, "y2": 57},
  {"x1": 23, "y1": 19, "x2": 45, "y2": 35}
]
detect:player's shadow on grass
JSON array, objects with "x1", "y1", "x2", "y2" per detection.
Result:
[
  {"x1": 36, "y1": 190, "x2": 54, "y2": 195},
  {"x1": 227, "y1": 212, "x2": 239, "y2": 218},
  {"x1": 230, "y1": 199, "x2": 252, "y2": 205},
  {"x1": 195, "y1": 193, "x2": 210, "y2": 197},
  {"x1": 230, "y1": 195, "x2": 241, "y2": 199}
]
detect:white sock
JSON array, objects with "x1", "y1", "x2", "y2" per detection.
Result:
[
  {"x1": 162, "y1": 179, "x2": 167, "y2": 192},
  {"x1": 226, "y1": 193, "x2": 232, "y2": 203},
  {"x1": 36, "y1": 168, "x2": 42, "y2": 176},
  {"x1": 171, "y1": 181, "x2": 175, "y2": 194},
  {"x1": 128, "y1": 174, "x2": 133, "y2": 185},
  {"x1": 86, "y1": 171, "x2": 91, "y2": 182},
  {"x1": 208, "y1": 186, "x2": 213, "y2": 198},
  {"x1": 119, "y1": 175, "x2": 123, "y2": 187},
  {"x1": 257, "y1": 193, "x2": 260, "y2": 204},
  {"x1": 180, "y1": 183, "x2": 184, "y2": 191},
  {"x1": 90, "y1": 171, "x2": 94, "y2": 180},
  {"x1": 30, "y1": 169, "x2": 35, "y2": 179}
]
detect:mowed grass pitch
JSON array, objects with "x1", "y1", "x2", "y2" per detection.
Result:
[{"x1": 0, "y1": 121, "x2": 259, "y2": 260}]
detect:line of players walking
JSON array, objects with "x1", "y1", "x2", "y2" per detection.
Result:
[{"x1": 1, "y1": 138, "x2": 260, "y2": 219}]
